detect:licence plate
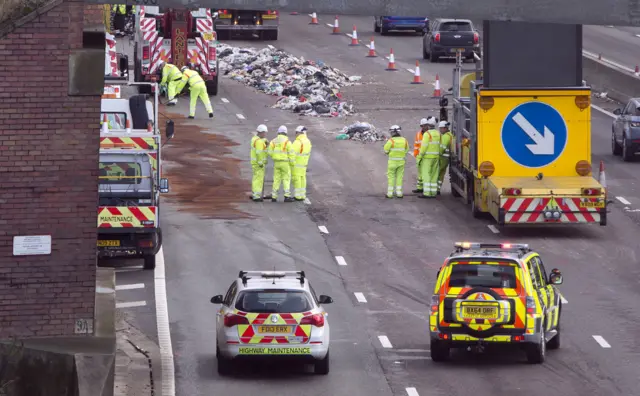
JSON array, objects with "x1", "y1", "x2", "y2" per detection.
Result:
[
  {"x1": 257, "y1": 325, "x2": 292, "y2": 334},
  {"x1": 218, "y1": 14, "x2": 232, "y2": 18},
  {"x1": 238, "y1": 347, "x2": 311, "y2": 355},
  {"x1": 97, "y1": 240, "x2": 120, "y2": 247},
  {"x1": 580, "y1": 201, "x2": 604, "y2": 208},
  {"x1": 262, "y1": 15, "x2": 278, "y2": 19},
  {"x1": 450, "y1": 48, "x2": 465, "y2": 53},
  {"x1": 462, "y1": 306, "x2": 498, "y2": 319}
]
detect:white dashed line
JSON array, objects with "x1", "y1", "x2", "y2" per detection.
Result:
[
  {"x1": 487, "y1": 224, "x2": 500, "y2": 234},
  {"x1": 155, "y1": 247, "x2": 176, "y2": 396},
  {"x1": 236, "y1": 114, "x2": 245, "y2": 120},
  {"x1": 592, "y1": 335, "x2": 611, "y2": 348},
  {"x1": 116, "y1": 301, "x2": 147, "y2": 309},
  {"x1": 318, "y1": 225, "x2": 329, "y2": 234},
  {"x1": 406, "y1": 68, "x2": 415, "y2": 73},
  {"x1": 591, "y1": 104, "x2": 616, "y2": 118},
  {"x1": 326, "y1": 23, "x2": 334, "y2": 28},
  {"x1": 560, "y1": 295, "x2": 568, "y2": 304},
  {"x1": 335, "y1": 256, "x2": 347, "y2": 266},
  {"x1": 304, "y1": 198, "x2": 311, "y2": 205},
  {"x1": 636, "y1": 33, "x2": 640, "y2": 37},
  {"x1": 221, "y1": 98, "x2": 229, "y2": 103},
  {"x1": 378, "y1": 335, "x2": 393, "y2": 348},
  {"x1": 616, "y1": 196, "x2": 631, "y2": 205},
  {"x1": 115, "y1": 283, "x2": 145, "y2": 291},
  {"x1": 354, "y1": 292, "x2": 367, "y2": 303},
  {"x1": 406, "y1": 388, "x2": 420, "y2": 396}
]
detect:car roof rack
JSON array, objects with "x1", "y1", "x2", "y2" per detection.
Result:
[
  {"x1": 453, "y1": 242, "x2": 531, "y2": 256},
  {"x1": 238, "y1": 270, "x2": 306, "y2": 286}
]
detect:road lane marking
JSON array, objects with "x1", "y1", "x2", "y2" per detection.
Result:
[
  {"x1": 591, "y1": 104, "x2": 616, "y2": 118},
  {"x1": 304, "y1": 198, "x2": 311, "y2": 205},
  {"x1": 116, "y1": 283, "x2": 145, "y2": 291},
  {"x1": 318, "y1": 225, "x2": 329, "y2": 234},
  {"x1": 396, "y1": 349, "x2": 430, "y2": 353},
  {"x1": 378, "y1": 335, "x2": 393, "y2": 348},
  {"x1": 267, "y1": 44, "x2": 275, "y2": 50},
  {"x1": 221, "y1": 98, "x2": 229, "y2": 103},
  {"x1": 115, "y1": 266, "x2": 143, "y2": 272},
  {"x1": 155, "y1": 247, "x2": 176, "y2": 396},
  {"x1": 616, "y1": 196, "x2": 631, "y2": 205},
  {"x1": 116, "y1": 301, "x2": 146, "y2": 308},
  {"x1": 592, "y1": 335, "x2": 611, "y2": 348},
  {"x1": 326, "y1": 23, "x2": 334, "y2": 28},
  {"x1": 487, "y1": 224, "x2": 500, "y2": 234},
  {"x1": 236, "y1": 114, "x2": 245, "y2": 120},
  {"x1": 406, "y1": 388, "x2": 420, "y2": 396},
  {"x1": 560, "y1": 295, "x2": 568, "y2": 304},
  {"x1": 354, "y1": 292, "x2": 367, "y2": 303},
  {"x1": 335, "y1": 256, "x2": 347, "y2": 266}
]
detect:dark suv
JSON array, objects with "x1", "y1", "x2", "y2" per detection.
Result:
[{"x1": 423, "y1": 18, "x2": 480, "y2": 62}]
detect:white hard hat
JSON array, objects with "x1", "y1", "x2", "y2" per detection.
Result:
[
  {"x1": 180, "y1": 66, "x2": 188, "y2": 72},
  {"x1": 277, "y1": 125, "x2": 288, "y2": 134},
  {"x1": 419, "y1": 118, "x2": 429, "y2": 126},
  {"x1": 389, "y1": 125, "x2": 402, "y2": 132},
  {"x1": 256, "y1": 124, "x2": 268, "y2": 133},
  {"x1": 438, "y1": 121, "x2": 450, "y2": 128},
  {"x1": 426, "y1": 117, "x2": 437, "y2": 126},
  {"x1": 295, "y1": 125, "x2": 307, "y2": 133}
]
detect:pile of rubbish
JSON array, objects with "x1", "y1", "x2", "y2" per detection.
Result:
[
  {"x1": 336, "y1": 122, "x2": 386, "y2": 142},
  {"x1": 218, "y1": 43, "x2": 360, "y2": 117}
]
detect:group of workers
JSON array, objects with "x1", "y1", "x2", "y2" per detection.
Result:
[
  {"x1": 250, "y1": 125, "x2": 312, "y2": 202},
  {"x1": 110, "y1": 4, "x2": 135, "y2": 36},
  {"x1": 384, "y1": 117, "x2": 452, "y2": 198},
  {"x1": 157, "y1": 61, "x2": 214, "y2": 119}
]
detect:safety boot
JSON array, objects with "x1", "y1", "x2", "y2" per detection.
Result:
[
  {"x1": 386, "y1": 195, "x2": 394, "y2": 199},
  {"x1": 412, "y1": 189, "x2": 423, "y2": 193},
  {"x1": 188, "y1": 116, "x2": 194, "y2": 119},
  {"x1": 271, "y1": 197, "x2": 278, "y2": 202},
  {"x1": 284, "y1": 197, "x2": 296, "y2": 203},
  {"x1": 209, "y1": 113, "x2": 214, "y2": 118},
  {"x1": 295, "y1": 198, "x2": 305, "y2": 202}
]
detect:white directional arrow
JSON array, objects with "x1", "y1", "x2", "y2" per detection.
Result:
[{"x1": 512, "y1": 112, "x2": 555, "y2": 155}]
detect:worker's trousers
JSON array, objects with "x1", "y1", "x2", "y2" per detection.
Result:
[
  {"x1": 386, "y1": 159, "x2": 406, "y2": 198},
  {"x1": 420, "y1": 157, "x2": 440, "y2": 197},
  {"x1": 292, "y1": 165, "x2": 308, "y2": 200},
  {"x1": 189, "y1": 83, "x2": 213, "y2": 117},
  {"x1": 272, "y1": 160, "x2": 292, "y2": 199},
  {"x1": 416, "y1": 160, "x2": 423, "y2": 190},
  {"x1": 251, "y1": 164, "x2": 265, "y2": 199},
  {"x1": 167, "y1": 78, "x2": 182, "y2": 101},
  {"x1": 438, "y1": 157, "x2": 450, "y2": 193}
]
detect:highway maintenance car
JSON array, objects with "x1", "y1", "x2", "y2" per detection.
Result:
[
  {"x1": 429, "y1": 242, "x2": 564, "y2": 364},
  {"x1": 210, "y1": 271, "x2": 333, "y2": 375},
  {"x1": 443, "y1": 52, "x2": 607, "y2": 226}
]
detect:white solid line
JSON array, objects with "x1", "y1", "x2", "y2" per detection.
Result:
[
  {"x1": 116, "y1": 283, "x2": 145, "y2": 291},
  {"x1": 592, "y1": 335, "x2": 611, "y2": 348},
  {"x1": 116, "y1": 301, "x2": 147, "y2": 308},
  {"x1": 591, "y1": 104, "x2": 616, "y2": 118},
  {"x1": 236, "y1": 114, "x2": 245, "y2": 120},
  {"x1": 346, "y1": 33, "x2": 353, "y2": 38},
  {"x1": 335, "y1": 256, "x2": 347, "y2": 266},
  {"x1": 304, "y1": 198, "x2": 311, "y2": 205},
  {"x1": 406, "y1": 68, "x2": 415, "y2": 73},
  {"x1": 378, "y1": 335, "x2": 393, "y2": 348},
  {"x1": 155, "y1": 247, "x2": 175, "y2": 396},
  {"x1": 406, "y1": 388, "x2": 420, "y2": 396},
  {"x1": 560, "y1": 295, "x2": 568, "y2": 304},
  {"x1": 636, "y1": 33, "x2": 640, "y2": 37},
  {"x1": 616, "y1": 196, "x2": 631, "y2": 205},
  {"x1": 326, "y1": 23, "x2": 334, "y2": 28},
  {"x1": 487, "y1": 224, "x2": 500, "y2": 234},
  {"x1": 354, "y1": 292, "x2": 367, "y2": 303},
  {"x1": 318, "y1": 225, "x2": 329, "y2": 234},
  {"x1": 221, "y1": 98, "x2": 229, "y2": 103}
]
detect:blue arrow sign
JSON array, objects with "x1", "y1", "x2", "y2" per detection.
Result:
[{"x1": 501, "y1": 101, "x2": 568, "y2": 168}]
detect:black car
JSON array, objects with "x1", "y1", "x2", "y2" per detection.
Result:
[
  {"x1": 422, "y1": 18, "x2": 480, "y2": 62},
  {"x1": 612, "y1": 98, "x2": 640, "y2": 161}
]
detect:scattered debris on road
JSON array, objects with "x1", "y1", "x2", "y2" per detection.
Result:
[
  {"x1": 336, "y1": 121, "x2": 386, "y2": 142},
  {"x1": 218, "y1": 43, "x2": 359, "y2": 117}
]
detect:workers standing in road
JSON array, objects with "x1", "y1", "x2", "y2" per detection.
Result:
[
  {"x1": 179, "y1": 65, "x2": 214, "y2": 119},
  {"x1": 412, "y1": 118, "x2": 430, "y2": 194},
  {"x1": 157, "y1": 61, "x2": 183, "y2": 106},
  {"x1": 416, "y1": 117, "x2": 441, "y2": 198},
  {"x1": 268, "y1": 126, "x2": 295, "y2": 202},
  {"x1": 291, "y1": 126, "x2": 312, "y2": 201},
  {"x1": 383, "y1": 125, "x2": 410, "y2": 199},
  {"x1": 111, "y1": 4, "x2": 127, "y2": 36},
  {"x1": 437, "y1": 121, "x2": 453, "y2": 196},
  {"x1": 251, "y1": 125, "x2": 269, "y2": 202}
]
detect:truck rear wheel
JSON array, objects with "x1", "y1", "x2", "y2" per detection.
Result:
[
  {"x1": 206, "y1": 76, "x2": 219, "y2": 96},
  {"x1": 143, "y1": 254, "x2": 156, "y2": 270}
]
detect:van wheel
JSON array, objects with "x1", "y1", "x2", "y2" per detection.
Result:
[
  {"x1": 314, "y1": 350, "x2": 330, "y2": 374},
  {"x1": 526, "y1": 330, "x2": 546, "y2": 364},
  {"x1": 143, "y1": 254, "x2": 156, "y2": 270},
  {"x1": 374, "y1": 18, "x2": 380, "y2": 33},
  {"x1": 429, "y1": 49, "x2": 439, "y2": 63},
  {"x1": 612, "y1": 131, "x2": 622, "y2": 155},
  {"x1": 622, "y1": 137, "x2": 633, "y2": 161},
  {"x1": 430, "y1": 340, "x2": 450, "y2": 362}
]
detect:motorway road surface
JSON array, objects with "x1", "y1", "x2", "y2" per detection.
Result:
[{"x1": 113, "y1": 14, "x2": 640, "y2": 396}]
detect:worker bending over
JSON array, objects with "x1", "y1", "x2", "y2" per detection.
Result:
[
  {"x1": 179, "y1": 65, "x2": 214, "y2": 119},
  {"x1": 157, "y1": 61, "x2": 182, "y2": 106},
  {"x1": 250, "y1": 125, "x2": 269, "y2": 202},
  {"x1": 416, "y1": 117, "x2": 440, "y2": 198},
  {"x1": 291, "y1": 126, "x2": 312, "y2": 201},
  {"x1": 268, "y1": 126, "x2": 295, "y2": 202},
  {"x1": 383, "y1": 125, "x2": 410, "y2": 198},
  {"x1": 412, "y1": 118, "x2": 430, "y2": 194},
  {"x1": 437, "y1": 121, "x2": 453, "y2": 195}
]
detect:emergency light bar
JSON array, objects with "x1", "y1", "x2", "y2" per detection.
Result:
[
  {"x1": 239, "y1": 270, "x2": 306, "y2": 285},
  {"x1": 454, "y1": 242, "x2": 529, "y2": 250}
]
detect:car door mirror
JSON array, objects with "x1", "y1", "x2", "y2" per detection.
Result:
[
  {"x1": 318, "y1": 295, "x2": 333, "y2": 304},
  {"x1": 613, "y1": 108, "x2": 622, "y2": 115},
  {"x1": 548, "y1": 269, "x2": 563, "y2": 285},
  {"x1": 159, "y1": 178, "x2": 169, "y2": 193},
  {"x1": 210, "y1": 295, "x2": 224, "y2": 304}
]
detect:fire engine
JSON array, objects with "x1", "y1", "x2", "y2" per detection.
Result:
[{"x1": 132, "y1": 6, "x2": 219, "y2": 95}]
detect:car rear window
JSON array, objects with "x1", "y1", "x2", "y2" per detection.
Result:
[
  {"x1": 235, "y1": 290, "x2": 312, "y2": 313},
  {"x1": 448, "y1": 263, "x2": 518, "y2": 288},
  {"x1": 440, "y1": 22, "x2": 472, "y2": 32}
]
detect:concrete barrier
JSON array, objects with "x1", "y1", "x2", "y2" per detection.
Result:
[{"x1": 583, "y1": 51, "x2": 640, "y2": 104}]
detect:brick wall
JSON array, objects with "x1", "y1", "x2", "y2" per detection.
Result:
[{"x1": 0, "y1": 0, "x2": 103, "y2": 338}]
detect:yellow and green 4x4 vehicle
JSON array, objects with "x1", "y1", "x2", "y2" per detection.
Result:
[{"x1": 429, "y1": 242, "x2": 564, "y2": 364}]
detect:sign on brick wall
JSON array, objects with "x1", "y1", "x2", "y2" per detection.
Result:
[{"x1": 13, "y1": 235, "x2": 52, "y2": 256}]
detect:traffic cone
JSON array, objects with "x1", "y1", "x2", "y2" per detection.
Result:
[
  {"x1": 432, "y1": 74, "x2": 442, "y2": 97},
  {"x1": 599, "y1": 160, "x2": 607, "y2": 198},
  {"x1": 101, "y1": 114, "x2": 109, "y2": 133},
  {"x1": 309, "y1": 12, "x2": 318, "y2": 24},
  {"x1": 332, "y1": 16, "x2": 340, "y2": 34},
  {"x1": 349, "y1": 25, "x2": 359, "y2": 46},
  {"x1": 635, "y1": 65, "x2": 639, "y2": 74},
  {"x1": 125, "y1": 119, "x2": 132, "y2": 133},
  {"x1": 411, "y1": 61, "x2": 424, "y2": 84},
  {"x1": 366, "y1": 37, "x2": 377, "y2": 57},
  {"x1": 386, "y1": 48, "x2": 397, "y2": 71}
]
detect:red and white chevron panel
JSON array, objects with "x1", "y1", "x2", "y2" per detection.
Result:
[
  {"x1": 139, "y1": 6, "x2": 145, "y2": 18},
  {"x1": 194, "y1": 38, "x2": 209, "y2": 73},
  {"x1": 105, "y1": 33, "x2": 118, "y2": 76},
  {"x1": 140, "y1": 17, "x2": 156, "y2": 32},
  {"x1": 196, "y1": 18, "x2": 214, "y2": 32},
  {"x1": 142, "y1": 29, "x2": 158, "y2": 43},
  {"x1": 150, "y1": 42, "x2": 170, "y2": 74},
  {"x1": 500, "y1": 197, "x2": 601, "y2": 224}
]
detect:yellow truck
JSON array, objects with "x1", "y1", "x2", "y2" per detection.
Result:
[{"x1": 444, "y1": 57, "x2": 607, "y2": 226}]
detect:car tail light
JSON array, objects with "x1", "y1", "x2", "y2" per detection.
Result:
[
  {"x1": 219, "y1": 9, "x2": 228, "y2": 14},
  {"x1": 501, "y1": 243, "x2": 512, "y2": 249},
  {"x1": 208, "y1": 46, "x2": 216, "y2": 61},
  {"x1": 138, "y1": 240, "x2": 153, "y2": 248},
  {"x1": 512, "y1": 335, "x2": 524, "y2": 342},
  {"x1": 266, "y1": 10, "x2": 278, "y2": 15},
  {"x1": 581, "y1": 187, "x2": 601, "y2": 196},
  {"x1": 438, "y1": 333, "x2": 449, "y2": 340},
  {"x1": 430, "y1": 295, "x2": 439, "y2": 313},
  {"x1": 224, "y1": 313, "x2": 249, "y2": 327},
  {"x1": 473, "y1": 32, "x2": 479, "y2": 43},
  {"x1": 434, "y1": 33, "x2": 440, "y2": 42},
  {"x1": 142, "y1": 45, "x2": 150, "y2": 61},
  {"x1": 502, "y1": 188, "x2": 521, "y2": 196},
  {"x1": 526, "y1": 296, "x2": 535, "y2": 315},
  {"x1": 300, "y1": 313, "x2": 324, "y2": 327}
]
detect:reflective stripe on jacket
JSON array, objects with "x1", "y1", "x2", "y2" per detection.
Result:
[
  {"x1": 251, "y1": 136, "x2": 268, "y2": 166},
  {"x1": 440, "y1": 131, "x2": 453, "y2": 158},
  {"x1": 413, "y1": 130, "x2": 424, "y2": 157},
  {"x1": 161, "y1": 64, "x2": 182, "y2": 85},
  {"x1": 268, "y1": 135, "x2": 294, "y2": 162},
  {"x1": 384, "y1": 136, "x2": 409, "y2": 161},
  {"x1": 182, "y1": 69, "x2": 205, "y2": 87},
  {"x1": 417, "y1": 129, "x2": 441, "y2": 160},
  {"x1": 291, "y1": 134, "x2": 312, "y2": 168}
]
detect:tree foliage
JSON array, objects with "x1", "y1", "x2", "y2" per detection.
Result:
[{"x1": 0, "y1": 0, "x2": 48, "y2": 26}]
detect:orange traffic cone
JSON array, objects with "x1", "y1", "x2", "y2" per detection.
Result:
[
  {"x1": 332, "y1": 16, "x2": 340, "y2": 34},
  {"x1": 411, "y1": 61, "x2": 424, "y2": 84},
  {"x1": 386, "y1": 48, "x2": 397, "y2": 71},
  {"x1": 309, "y1": 12, "x2": 318, "y2": 24},
  {"x1": 349, "y1": 25, "x2": 359, "y2": 46},
  {"x1": 432, "y1": 74, "x2": 442, "y2": 97},
  {"x1": 101, "y1": 114, "x2": 109, "y2": 133},
  {"x1": 125, "y1": 119, "x2": 132, "y2": 133},
  {"x1": 366, "y1": 37, "x2": 377, "y2": 57}
]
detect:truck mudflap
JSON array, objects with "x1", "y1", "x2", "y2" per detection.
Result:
[
  {"x1": 98, "y1": 206, "x2": 157, "y2": 228},
  {"x1": 499, "y1": 196, "x2": 605, "y2": 225}
]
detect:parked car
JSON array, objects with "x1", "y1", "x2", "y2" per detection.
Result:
[
  {"x1": 422, "y1": 18, "x2": 480, "y2": 62},
  {"x1": 374, "y1": 16, "x2": 428, "y2": 35},
  {"x1": 612, "y1": 98, "x2": 640, "y2": 161}
]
